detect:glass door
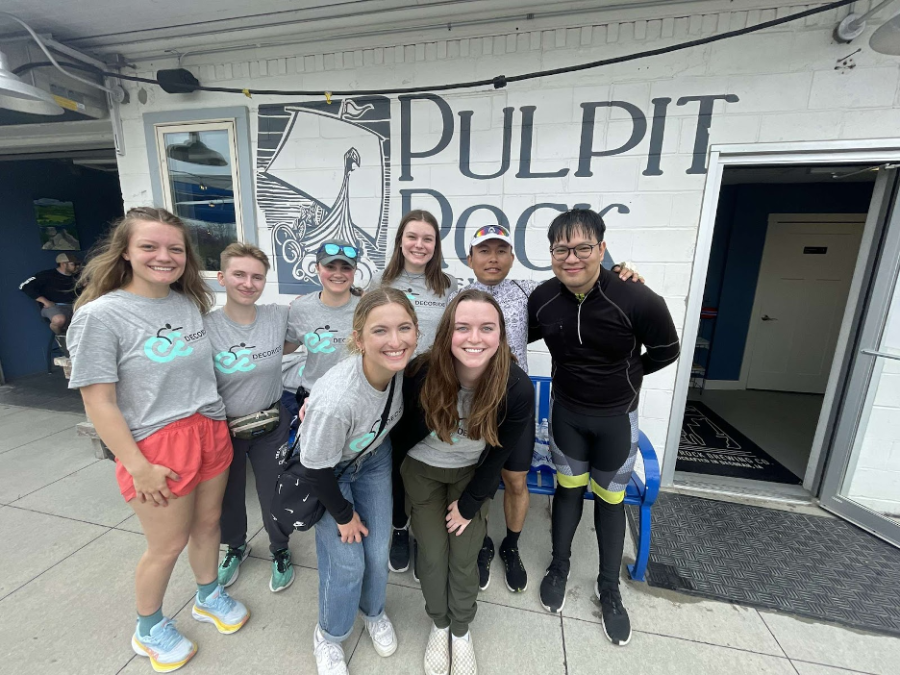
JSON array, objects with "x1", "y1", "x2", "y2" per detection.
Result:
[{"x1": 820, "y1": 168, "x2": 900, "y2": 547}]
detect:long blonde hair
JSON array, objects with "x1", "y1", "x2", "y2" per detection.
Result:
[
  {"x1": 75, "y1": 207, "x2": 213, "y2": 313},
  {"x1": 380, "y1": 210, "x2": 451, "y2": 295},
  {"x1": 412, "y1": 289, "x2": 511, "y2": 446},
  {"x1": 347, "y1": 286, "x2": 418, "y2": 355}
]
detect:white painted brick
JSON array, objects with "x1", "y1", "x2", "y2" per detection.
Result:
[
  {"x1": 642, "y1": 389, "x2": 673, "y2": 420},
  {"x1": 759, "y1": 111, "x2": 845, "y2": 142},
  {"x1": 633, "y1": 229, "x2": 696, "y2": 263},
  {"x1": 809, "y1": 68, "x2": 900, "y2": 110},
  {"x1": 603, "y1": 192, "x2": 673, "y2": 227},
  {"x1": 678, "y1": 114, "x2": 760, "y2": 154}
]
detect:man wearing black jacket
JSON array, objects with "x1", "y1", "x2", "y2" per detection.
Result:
[
  {"x1": 20, "y1": 253, "x2": 81, "y2": 335},
  {"x1": 528, "y1": 209, "x2": 679, "y2": 646}
]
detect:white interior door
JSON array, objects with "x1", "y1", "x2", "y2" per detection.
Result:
[{"x1": 744, "y1": 215, "x2": 865, "y2": 394}]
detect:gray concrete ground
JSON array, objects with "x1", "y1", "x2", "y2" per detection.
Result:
[{"x1": 1, "y1": 390, "x2": 899, "y2": 675}]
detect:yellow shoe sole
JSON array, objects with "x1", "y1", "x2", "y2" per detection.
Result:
[
  {"x1": 191, "y1": 605, "x2": 250, "y2": 634},
  {"x1": 131, "y1": 635, "x2": 197, "y2": 672}
]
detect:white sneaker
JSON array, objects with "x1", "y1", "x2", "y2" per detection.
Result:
[
  {"x1": 314, "y1": 625, "x2": 349, "y2": 675},
  {"x1": 365, "y1": 613, "x2": 398, "y2": 657},
  {"x1": 424, "y1": 623, "x2": 450, "y2": 675},
  {"x1": 451, "y1": 631, "x2": 477, "y2": 675}
]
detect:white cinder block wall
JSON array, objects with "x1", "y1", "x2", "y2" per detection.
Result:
[{"x1": 110, "y1": 1, "x2": 900, "y2": 506}]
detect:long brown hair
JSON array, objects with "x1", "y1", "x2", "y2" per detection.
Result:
[
  {"x1": 413, "y1": 289, "x2": 511, "y2": 446},
  {"x1": 348, "y1": 286, "x2": 418, "y2": 355},
  {"x1": 75, "y1": 207, "x2": 213, "y2": 313},
  {"x1": 380, "y1": 209, "x2": 451, "y2": 295}
]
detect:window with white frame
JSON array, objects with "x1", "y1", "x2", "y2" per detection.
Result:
[{"x1": 154, "y1": 120, "x2": 244, "y2": 274}]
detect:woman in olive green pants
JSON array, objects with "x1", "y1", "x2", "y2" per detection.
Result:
[{"x1": 391, "y1": 290, "x2": 535, "y2": 675}]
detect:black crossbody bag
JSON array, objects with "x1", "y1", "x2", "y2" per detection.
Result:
[{"x1": 271, "y1": 377, "x2": 396, "y2": 532}]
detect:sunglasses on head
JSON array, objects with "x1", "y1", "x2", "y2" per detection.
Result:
[
  {"x1": 472, "y1": 224, "x2": 510, "y2": 239},
  {"x1": 318, "y1": 243, "x2": 358, "y2": 259}
]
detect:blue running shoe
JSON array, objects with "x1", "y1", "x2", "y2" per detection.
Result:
[
  {"x1": 131, "y1": 618, "x2": 197, "y2": 673},
  {"x1": 191, "y1": 585, "x2": 249, "y2": 634}
]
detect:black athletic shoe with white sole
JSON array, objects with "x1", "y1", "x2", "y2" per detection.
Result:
[
  {"x1": 389, "y1": 527, "x2": 410, "y2": 573},
  {"x1": 499, "y1": 543, "x2": 528, "y2": 592},
  {"x1": 477, "y1": 537, "x2": 494, "y2": 591},
  {"x1": 596, "y1": 580, "x2": 632, "y2": 646},
  {"x1": 539, "y1": 558, "x2": 570, "y2": 613}
]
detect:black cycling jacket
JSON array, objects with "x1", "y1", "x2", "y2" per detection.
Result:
[{"x1": 528, "y1": 266, "x2": 680, "y2": 416}]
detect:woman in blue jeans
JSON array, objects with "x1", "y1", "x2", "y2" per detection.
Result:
[{"x1": 297, "y1": 287, "x2": 418, "y2": 675}]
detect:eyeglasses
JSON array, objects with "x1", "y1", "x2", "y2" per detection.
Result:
[
  {"x1": 550, "y1": 243, "x2": 601, "y2": 260},
  {"x1": 472, "y1": 224, "x2": 511, "y2": 239},
  {"x1": 318, "y1": 243, "x2": 358, "y2": 259}
]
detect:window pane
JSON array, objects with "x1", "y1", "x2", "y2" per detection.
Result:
[{"x1": 162, "y1": 129, "x2": 237, "y2": 271}]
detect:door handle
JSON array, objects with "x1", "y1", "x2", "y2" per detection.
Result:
[
  {"x1": 761, "y1": 315, "x2": 777, "y2": 321},
  {"x1": 860, "y1": 348, "x2": 900, "y2": 362}
]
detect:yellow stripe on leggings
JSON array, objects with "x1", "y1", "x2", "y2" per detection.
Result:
[
  {"x1": 556, "y1": 472, "x2": 589, "y2": 489},
  {"x1": 590, "y1": 478, "x2": 625, "y2": 505}
]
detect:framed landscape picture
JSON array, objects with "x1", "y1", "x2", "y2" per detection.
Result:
[{"x1": 34, "y1": 198, "x2": 81, "y2": 251}]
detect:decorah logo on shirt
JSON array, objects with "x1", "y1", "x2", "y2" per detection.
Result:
[
  {"x1": 144, "y1": 324, "x2": 194, "y2": 363},
  {"x1": 305, "y1": 325, "x2": 338, "y2": 354},
  {"x1": 403, "y1": 288, "x2": 418, "y2": 302},
  {"x1": 214, "y1": 343, "x2": 257, "y2": 374},
  {"x1": 349, "y1": 418, "x2": 383, "y2": 453}
]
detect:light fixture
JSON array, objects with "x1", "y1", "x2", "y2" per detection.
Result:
[
  {"x1": 870, "y1": 13, "x2": 900, "y2": 54},
  {"x1": 167, "y1": 132, "x2": 228, "y2": 166},
  {"x1": 834, "y1": 0, "x2": 899, "y2": 46},
  {"x1": 0, "y1": 49, "x2": 63, "y2": 115},
  {"x1": 0, "y1": 11, "x2": 125, "y2": 116}
]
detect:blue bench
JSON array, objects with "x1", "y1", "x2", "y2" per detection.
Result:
[{"x1": 505, "y1": 376, "x2": 659, "y2": 582}]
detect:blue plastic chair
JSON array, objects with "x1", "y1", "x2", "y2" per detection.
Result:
[{"x1": 514, "y1": 376, "x2": 660, "y2": 582}]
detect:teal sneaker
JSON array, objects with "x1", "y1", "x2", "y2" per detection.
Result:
[
  {"x1": 217, "y1": 543, "x2": 250, "y2": 588},
  {"x1": 131, "y1": 617, "x2": 197, "y2": 672},
  {"x1": 192, "y1": 585, "x2": 249, "y2": 634},
  {"x1": 270, "y1": 547, "x2": 295, "y2": 593}
]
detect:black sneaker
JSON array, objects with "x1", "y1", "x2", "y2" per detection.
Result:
[
  {"x1": 389, "y1": 527, "x2": 410, "y2": 573},
  {"x1": 499, "y1": 542, "x2": 528, "y2": 592},
  {"x1": 477, "y1": 537, "x2": 494, "y2": 591},
  {"x1": 412, "y1": 538, "x2": 419, "y2": 582},
  {"x1": 596, "y1": 580, "x2": 632, "y2": 646},
  {"x1": 539, "y1": 558, "x2": 570, "y2": 614}
]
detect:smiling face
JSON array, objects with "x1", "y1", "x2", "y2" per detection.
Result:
[
  {"x1": 400, "y1": 220, "x2": 436, "y2": 273},
  {"x1": 550, "y1": 227, "x2": 606, "y2": 295},
  {"x1": 317, "y1": 260, "x2": 355, "y2": 297},
  {"x1": 218, "y1": 255, "x2": 266, "y2": 306},
  {"x1": 355, "y1": 302, "x2": 417, "y2": 377},
  {"x1": 122, "y1": 220, "x2": 187, "y2": 294},
  {"x1": 468, "y1": 239, "x2": 514, "y2": 285},
  {"x1": 451, "y1": 300, "x2": 501, "y2": 382}
]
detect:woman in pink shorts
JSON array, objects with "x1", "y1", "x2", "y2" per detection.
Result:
[{"x1": 67, "y1": 207, "x2": 249, "y2": 672}]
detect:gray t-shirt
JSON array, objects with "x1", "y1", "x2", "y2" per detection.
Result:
[
  {"x1": 285, "y1": 293, "x2": 360, "y2": 391},
  {"x1": 369, "y1": 269, "x2": 458, "y2": 355},
  {"x1": 407, "y1": 387, "x2": 485, "y2": 468},
  {"x1": 450, "y1": 278, "x2": 538, "y2": 373},
  {"x1": 67, "y1": 289, "x2": 226, "y2": 441},
  {"x1": 281, "y1": 349, "x2": 307, "y2": 393},
  {"x1": 299, "y1": 354, "x2": 404, "y2": 468},
  {"x1": 204, "y1": 304, "x2": 290, "y2": 418}
]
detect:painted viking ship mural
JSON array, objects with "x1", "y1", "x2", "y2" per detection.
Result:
[{"x1": 257, "y1": 96, "x2": 391, "y2": 294}]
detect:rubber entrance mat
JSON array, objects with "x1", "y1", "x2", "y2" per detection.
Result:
[
  {"x1": 676, "y1": 401, "x2": 800, "y2": 484},
  {"x1": 627, "y1": 493, "x2": 900, "y2": 636}
]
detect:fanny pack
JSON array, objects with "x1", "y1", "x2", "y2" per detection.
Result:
[
  {"x1": 228, "y1": 403, "x2": 280, "y2": 440},
  {"x1": 271, "y1": 377, "x2": 395, "y2": 532}
]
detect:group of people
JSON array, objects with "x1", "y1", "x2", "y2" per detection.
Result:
[{"x1": 65, "y1": 204, "x2": 679, "y2": 675}]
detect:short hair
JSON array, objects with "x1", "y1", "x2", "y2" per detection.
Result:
[
  {"x1": 546, "y1": 209, "x2": 606, "y2": 246},
  {"x1": 220, "y1": 242, "x2": 270, "y2": 273}
]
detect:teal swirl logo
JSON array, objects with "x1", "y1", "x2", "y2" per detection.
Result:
[
  {"x1": 349, "y1": 419, "x2": 382, "y2": 452},
  {"x1": 214, "y1": 343, "x2": 256, "y2": 374},
  {"x1": 144, "y1": 324, "x2": 193, "y2": 363},
  {"x1": 305, "y1": 325, "x2": 336, "y2": 354},
  {"x1": 404, "y1": 287, "x2": 417, "y2": 302},
  {"x1": 297, "y1": 364, "x2": 305, "y2": 378}
]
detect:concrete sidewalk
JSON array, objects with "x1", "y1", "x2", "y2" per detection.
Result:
[{"x1": 1, "y1": 400, "x2": 898, "y2": 675}]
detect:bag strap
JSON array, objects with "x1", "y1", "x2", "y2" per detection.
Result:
[{"x1": 335, "y1": 375, "x2": 396, "y2": 478}]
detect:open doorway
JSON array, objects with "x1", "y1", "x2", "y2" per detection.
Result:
[{"x1": 676, "y1": 164, "x2": 877, "y2": 490}]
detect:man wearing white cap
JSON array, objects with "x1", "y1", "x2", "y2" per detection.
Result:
[
  {"x1": 452, "y1": 225, "x2": 641, "y2": 594},
  {"x1": 19, "y1": 252, "x2": 81, "y2": 335}
]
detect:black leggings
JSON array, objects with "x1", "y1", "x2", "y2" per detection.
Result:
[
  {"x1": 392, "y1": 441, "x2": 409, "y2": 529},
  {"x1": 549, "y1": 402, "x2": 634, "y2": 589}
]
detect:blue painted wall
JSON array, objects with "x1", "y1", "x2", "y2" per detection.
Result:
[
  {"x1": 1, "y1": 161, "x2": 123, "y2": 380},
  {"x1": 703, "y1": 182, "x2": 874, "y2": 381}
]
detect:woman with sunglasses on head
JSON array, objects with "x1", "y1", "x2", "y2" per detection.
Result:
[
  {"x1": 368, "y1": 209, "x2": 459, "y2": 575},
  {"x1": 67, "y1": 208, "x2": 248, "y2": 673},
  {"x1": 205, "y1": 243, "x2": 302, "y2": 594},
  {"x1": 391, "y1": 289, "x2": 534, "y2": 675},
  {"x1": 299, "y1": 287, "x2": 417, "y2": 675},
  {"x1": 216, "y1": 239, "x2": 362, "y2": 585}
]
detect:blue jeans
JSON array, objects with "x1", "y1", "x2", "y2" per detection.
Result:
[{"x1": 315, "y1": 438, "x2": 392, "y2": 642}]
